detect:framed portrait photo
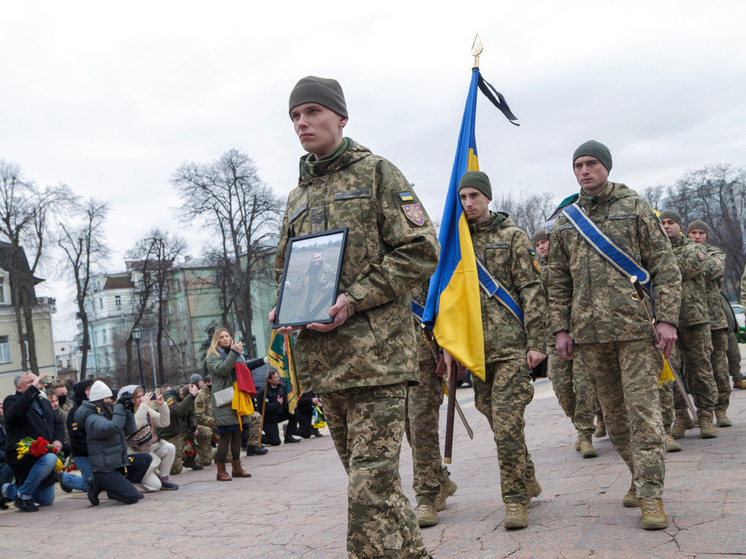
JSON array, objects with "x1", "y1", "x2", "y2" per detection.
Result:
[{"x1": 273, "y1": 228, "x2": 348, "y2": 329}]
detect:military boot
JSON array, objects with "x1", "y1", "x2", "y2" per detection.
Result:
[
  {"x1": 623, "y1": 481, "x2": 640, "y2": 508},
  {"x1": 734, "y1": 379, "x2": 746, "y2": 389},
  {"x1": 579, "y1": 440, "x2": 598, "y2": 458},
  {"x1": 671, "y1": 410, "x2": 694, "y2": 438},
  {"x1": 504, "y1": 502, "x2": 528, "y2": 530},
  {"x1": 416, "y1": 503, "x2": 438, "y2": 527},
  {"x1": 526, "y1": 477, "x2": 542, "y2": 508},
  {"x1": 665, "y1": 432, "x2": 682, "y2": 453},
  {"x1": 640, "y1": 497, "x2": 669, "y2": 530},
  {"x1": 593, "y1": 419, "x2": 606, "y2": 438},
  {"x1": 715, "y1": 409, "x2": 732, "y2": 427},
  {"x1": 435, "y1": 478, "x2": 457, "y2": 512},
  {"x1": 698, "y1": 410, "x2": 717, "y2": 438},
  {"x1": 574, "y1": 437, "x2": 581, "y2": 452}
]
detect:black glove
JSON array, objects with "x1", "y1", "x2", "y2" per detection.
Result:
[{"x1": 118, "y1": 392, "x2": 135, "y2": 413}]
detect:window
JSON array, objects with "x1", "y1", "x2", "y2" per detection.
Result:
[
  {"x1": 0, "y1": 276, "x2": 5, "y2": 304},
  {"x1": 0, "y1": 335, "x2": 12, "y2": 363},
  {"x1": 115, "y1": 295, "x2": 121, "y2": 310},
  {"x1": 98, "y1": 298, "x2": 103, "y2": 309}
]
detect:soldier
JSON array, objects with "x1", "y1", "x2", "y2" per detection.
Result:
[
  {"x1": 687, "y1": 220, "x2": 733, "y2": 427},
  {"x1": 548, "y1": 140, "x2": 681, "y2": 530},
  {"x1": 157, "y1": 383, "x2": 212, "y2": 474},
  {"x1": 446, "y1": 171, "x2": 546, "y2": 530},
  {"x1": 193, "y1": 373, "x2": 218, "y2": 447},
  {"x1": 659, "y1": 211, "x2": 718, "y2": 442},
  {"x1": 405, "y1": 282, "x2": 457, "y2": 528},
  {"x1": 533, "y1": 229, "x2": 601, "y2": 458},
  {"x1": 270, "y1": 76, "x2": 438, "y2": 558}
]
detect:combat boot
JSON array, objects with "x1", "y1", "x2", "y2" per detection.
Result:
[
  {"x1": 216, "y1": 462, "x2": 232, "y2": 481},
  {"x1": 415, "y1": 503, "x2": 438, "y2": 527},
  {"x1": 435, "y1": 478, "x2": 457, "y2": 512},
  {"x1": 593, "y1": 419, "x2": 606, "y2": 438},
  {"x1": 574, "y1": 437, "x2": 581, "y2": 452},
  {"x1": 698, "y1": 410, "x2": 717, "y2": 438},
  {"x1": 671, "y1": 411, "x2": 694, "y2": 438},
  {"x1": 579, "y1": 440, "x2": 598, "y2": 458},
  {"x1": 734, "y1": 379, "x2": 746, "y2": 389},
  {"x1": 526, "y1": 477, "x2": 542, "y2": 508},
  {"x1": 665, "y1": 432, "x2": 682, "y2": 453},
  {"x1": 623, "y1": 481, "x2": 640, "y2": 508},
  {"x1": 504, "y1": 502, "x2": 528, "y2": 530},
  {"x1": 715, "y1": 409, "x2": 732, "y2": 427},
  {"x1": 640, "y1": 497, "x2": 669, "y2": 530}
]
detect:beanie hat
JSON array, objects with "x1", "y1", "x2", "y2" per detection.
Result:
[
  {"x1": 190, "y1": 374, "x2": 203, "y2": 385},
  {"x1": 686, "y1": 219, "x2": 709, "y2": 237},
  {"x1": 458, "y1": 171, "x2": 492, "y2": 200},
  {"x1": 289, "y1": 76, "x2": 347, "y2": 118},
  {"x1": 89, "y1": 380, "x2": 112, "y2": 402},
  {"x1": 658, "y1": 210, "x2": 682, "y2": 229},
  {"x1": 532, "y1": 229, "x2": 549, "y2": 246},
  {"x1": 573, "y1": 140, "x2": 613, "y2": 173}
]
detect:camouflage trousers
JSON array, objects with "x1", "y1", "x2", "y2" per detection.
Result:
[
  {"x1": 247, "y1": 412, "x2": 262, "y2": 447},
  {"x1": 673, "y1": 324, "x2": 717, "y2": 413},
  {"x1": 726, "y1": 330, "x2": 745, "y2": 383},
  {"x1": 659, "y1": 382, "x2": 674, "y2": 432},
  {"x1": 472, "y1": 359, "x2": 536, "y2": 505},
  {"x1": 575, "y1": 339, "x2": 665, "y2": 498},
  {"x1": 711, "y1": 328, "x2": 731, "y2": 411},
  {"x1": 165, "y1": 426, "x2": 213, "y2": 475},
  {"x1": 404, "y1": 366, "x2": 450, "y2": 506},
  {"x1": 323, "y1": 383, "x2": 428, "y2": 559},
  {"x1": 547, "y1": 347, "x2": 599, "y2": 442}
]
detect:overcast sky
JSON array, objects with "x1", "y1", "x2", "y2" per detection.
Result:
[{"x1": 2, "y1": 1, "x2": 744, "y2": 341}]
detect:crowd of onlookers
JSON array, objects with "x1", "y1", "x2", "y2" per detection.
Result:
[{"x1": 0, "y1": 365, "x2": 324, "y2": 512}]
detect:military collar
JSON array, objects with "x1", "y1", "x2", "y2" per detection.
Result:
[{"x1": 299, "y1": 137, "x2": 352, "y2": 178}]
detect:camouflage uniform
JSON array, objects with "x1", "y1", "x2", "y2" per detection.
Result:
[
  {"x1": 157, "y1": 388, "x2": 213, "y2": 474},
  {"x1": 548, "y1": 182, "x2": 682, "y2": 499},
  {"x1": 669, "y1": 236, "x2": 718, "y2": 416},
  {"x1": 275, "y1": 139, "x2": 438, "y2": 558},
  {"x1": 470, "y1": 212, "x2": 546, "y2": 505},
  {"x1": 194, "y1": 384, "x2": 217, "y2": 437},
  {"x1": 703, "y1": 245, "x2": 731, "y2": 412},
  {"x1": 404, "y1": 283, "x2": 450, "y2": 508}
]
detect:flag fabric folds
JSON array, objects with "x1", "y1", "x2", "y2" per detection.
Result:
[
  {"x1": 423, "y1": 68, "x2": 486, "y2": 381},
  {"x1": 268, "y1": 330, "x2": 302, "y2": 414}
]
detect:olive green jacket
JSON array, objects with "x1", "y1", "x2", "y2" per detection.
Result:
[
  {"x1": 703, "y1": 244, "x2": 727, "y2": 330},
  {"x1": 206, "y1": 351, "x2": 248, "y2": 427},
  {"x1": 669, "y1": 235, "x2": 708, "y2": 327}
]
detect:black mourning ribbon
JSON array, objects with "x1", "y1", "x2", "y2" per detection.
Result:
[{"x1": 477, "y1": 72, "x2": 519, "y2": 126}]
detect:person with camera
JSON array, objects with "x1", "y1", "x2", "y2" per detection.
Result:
[{"x1": 75, "y1": 380, "x2": 152, "y2": 505}]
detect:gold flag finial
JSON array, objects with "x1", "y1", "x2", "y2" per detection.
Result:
[{"x1": 471, "y1": 34, "x2": 483, "y2": 68}]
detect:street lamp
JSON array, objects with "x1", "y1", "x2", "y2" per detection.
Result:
[{"x1": 132, "y1": 327, "x2": 144, "y2": 388}]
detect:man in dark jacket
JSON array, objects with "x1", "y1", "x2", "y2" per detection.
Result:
[
  {"x1": 257, "y1": 370, "x2": 300, "y2": 446},
  {"x1": 1, "y1": 372, "x2": 65, "y2": 512},
  {"x1": 67, "y1": 380, "x2": 93, "y2": 485},
  {"x1": 0, "y1": 400, "x2": 13, "y2": 508},
  {"x1": 75, "y1": 380, "x2": 151, "y2": 505}
]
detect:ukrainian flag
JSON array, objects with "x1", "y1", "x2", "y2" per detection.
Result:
[{"x1": 423, "y1": 68, "x2": 485, "y2": 381}]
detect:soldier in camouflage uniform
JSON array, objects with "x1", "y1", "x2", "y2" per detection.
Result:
[
  {"x1": 533, "y1": 229, "x2": 600, "y2": 458},
  {"x1": 659, "y1": 211, "x2": 718, "y2": 442},
  {"x1": 405, "y1": 282, "x2": 457, "y2": 528},
  {"x1": 686, "y1": 220, "x2": 733, "y2": 428},
  {"x1": 451, "y1": 171, "x2": 546, "y2": 530},
  {"x1": 271, "y1": 76, "x2": 438, "y2": 558},
  {"x1": 547, "y1": 141, "x2": 681, "y2": 530},
  {"x1": 194, "y1": 374, "x2": 217, "y2": 459},
  {"x1": 157, "y1": 384, "x2": 213, "y2": 474}
]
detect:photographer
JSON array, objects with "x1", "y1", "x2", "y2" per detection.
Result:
[{"x1": 74, "y1": 381, "x2": 152, "y2": 505}]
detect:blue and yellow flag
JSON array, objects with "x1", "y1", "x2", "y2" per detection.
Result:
[
  {"x1": 422, "y1": 67, "x2": 519, "y2": 382},
  {"x1": 268, "y1": 330, "x2": 302, "y2": 414},
  {"x1": 423, "y1": 68, "x2": 485, "y2": 380}
]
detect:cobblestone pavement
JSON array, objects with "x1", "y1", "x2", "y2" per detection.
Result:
[{"x1": 2, "y1": 377, "x2": 745, "y2": 558}]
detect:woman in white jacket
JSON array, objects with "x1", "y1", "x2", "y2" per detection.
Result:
[{"x1": 119, "y1": 385, "x2": 179, "y2": 491}]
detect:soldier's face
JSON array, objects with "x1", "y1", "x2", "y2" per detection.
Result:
[
  {"x1": 573, "y1": 156, "x2": 608, "y2": 195},
  {"x1": 660, "y1": 218, "x2": 681, "y2": 238},
  {"x1": 535, "y1": 239, "x2": 549, "y2": 259},
  {"x1": 291, "y1": 103, "x2": 347, "y2": 159},
  {"x1": 688, "y1": 229, "x2": 707, "y2": 244},
  {"x1": 459, "y1": 187, "x2": 491, "y2": 223}
]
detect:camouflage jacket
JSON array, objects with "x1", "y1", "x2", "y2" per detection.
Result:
[
  {"x1": 470, "y1": 212, "x2": 546, "y2": 363},
  {"x1": 703, "y1": 244, "x2": 727, "y2": 329},
  {"x1": 548, "y1": 182, "x2": 681, "y2": 344},
  {"x1": 275, "y1": 140, "x2": 440, "y2": 394},
  {"x1": 411, "y1": 283, "x2": 438, "y2": 373},
  {"x1": 669, "y1": 235, "x2": 708, "y2": 327},
  {"x1": 194, "y1": 385, "x2": 215, "y2": 430}
]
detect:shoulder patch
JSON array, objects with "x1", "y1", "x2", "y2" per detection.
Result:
[
  {"x1": 402, "y1": 203, "x2": 425, "y2": 226},
  {"x1": 698, "y1": 247, "x2": 707, "y2": 260},
  {"x1": 398, "y1": 192, "x2": 414, "y2": 202},
  {"x1": 165, "y1": 396, "x2": 175, "y2": 407}
]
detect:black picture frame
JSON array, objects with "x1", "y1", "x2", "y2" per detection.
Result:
[{"x1": 273, "y1": 228, "x2": 348, "y2": 329}]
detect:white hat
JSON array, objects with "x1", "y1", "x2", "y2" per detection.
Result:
[{"x1": 89, "y1": 380, "x2": 113, "y2": 402}]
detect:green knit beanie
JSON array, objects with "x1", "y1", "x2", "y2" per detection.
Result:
[
  {"x1": 686, "y1": 219, "x2": 709, "y2": 236},
  {"x1": 532, "y1": 229, "x2": 549, "y2": 246},
  {"x1": 458, "y1": 171, "x2": 492, "y2": 200},
  {"x1": 573, "y1": 140, "x2": 613, "y2": 173},
  {"x1": 289, "y1": 76, "x2": 348, "y2": 118},
  {"x1": 659, "y1": 210, "x2": 682, "y2": 229}
]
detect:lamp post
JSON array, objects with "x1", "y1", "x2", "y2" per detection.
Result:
[{"x1": 132, "y1": 327, "x2": 144, "y2": 388}]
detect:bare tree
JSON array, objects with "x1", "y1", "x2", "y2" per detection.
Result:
[
  {"x1": 172, "y1": 149, "x2": 282, "y2": 357},
  {"x1": 57, "y1": 197, "x2": 110, "y2": 380},
  {"x1": 126, "y1": 229, "x2": 186, "y2": 383},
  {"x1": 0, "y1": 159, "x2": 68, "y2": 373},
  {"x1": 640, "y1": 185, "x2": 666, "y2": 210},
  {"x1": 491, "y1": 192, "x2": 558, "y2": 237}
]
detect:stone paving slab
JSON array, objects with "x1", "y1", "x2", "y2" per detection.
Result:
[{"x1": 2, "y1": 379, "x2": 745, "y2": 558}]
